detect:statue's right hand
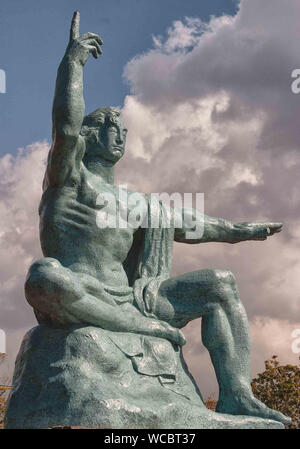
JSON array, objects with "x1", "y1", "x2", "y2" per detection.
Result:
[
  {"x1": 157, "y1": 321, "x2": 186, "y2": 346},
  {"x1": 173, "y1": 328, "x2": 186, "y2": 346},
  {"x1": 66, "y1": 11, "x2": 103, "y2": 66}
]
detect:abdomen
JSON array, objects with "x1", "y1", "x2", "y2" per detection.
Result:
[{"x1": 39, "y1": 186, "x2": 134, "y2": 282}]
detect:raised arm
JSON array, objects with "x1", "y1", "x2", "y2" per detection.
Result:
[
  {"x1": 45, "y1": 12, "x2": 103, "y2": 188},
  {"x1": 173, "y1": 206, "x2": 283, "y2": 244}
]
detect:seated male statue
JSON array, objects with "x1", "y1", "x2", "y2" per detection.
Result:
[{"x1": 11, "y1": 13, "x2": 290, "y2": 428}]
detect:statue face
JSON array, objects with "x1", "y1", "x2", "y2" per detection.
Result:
[
  {"x1": 84, "y1": 117, "x2": 127, "y2": 165},
  {"x1": 100, "y1": 119, "x2": 127, "y2": 163}
]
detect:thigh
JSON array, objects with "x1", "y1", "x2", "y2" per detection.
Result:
[
  {"x1": 156, "y1": 269, "x2": 229, "y2": 328},
  {"x1": 26, "y1": 258, "x2": 102, "y2": 321}
]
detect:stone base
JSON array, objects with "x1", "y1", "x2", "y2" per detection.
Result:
[{"x1": 5, "y1": 325, "x2": 283, "y2": 429}]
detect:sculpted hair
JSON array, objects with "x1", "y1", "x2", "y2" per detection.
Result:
[{"x1": 80, "y1": 107, "x2": 121, "y2": 144}]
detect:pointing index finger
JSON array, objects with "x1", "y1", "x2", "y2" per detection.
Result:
[
  {"x1": 268, "y1": 222, "x2": 283, "y2": 231},
  {"x1": 70, "y1": 11, "x2": 80, "y2": 42}
]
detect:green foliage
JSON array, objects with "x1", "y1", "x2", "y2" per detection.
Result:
[
  {"x1": 251, "y1": 355, "x2": 300, "y2": 429},
  {"x1": 205, "y1": 396, "x2": 217, "y2": 411},
  {"x1": 0, "y1": 389, "x2": 6, "y2": 429},
  {"x1": 0, "y1": 354, "x2": 9, "y2": 429}
]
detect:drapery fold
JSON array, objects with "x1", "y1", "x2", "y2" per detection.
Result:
[{"x1": 110, "y1": 195, "x2": 183, "y2": 387}]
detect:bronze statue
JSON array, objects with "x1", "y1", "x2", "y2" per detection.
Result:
[{"x1": 5, "y1": 12, "x2": 290, "y2": 429}]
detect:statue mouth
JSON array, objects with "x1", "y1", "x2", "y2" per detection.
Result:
[{"x1": 113, "y1": 146, "x2": 123, "y2": 153}]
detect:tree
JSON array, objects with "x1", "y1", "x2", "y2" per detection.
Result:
[
  {"x1": 0, "y1": 354, "x2": 10, "y2": 429},
  {"x1": 205, "y1": 396, "x2": 217, "y2": 411},
  {"x1": 251, "y1": 355, "x2": 300, "y2": 429},
  {"x1": 0, "y1": 388, "x2": 6, "y2": 429},
  {"x1": 205, "y1": 356, "x2": 299, "y2": 428}
]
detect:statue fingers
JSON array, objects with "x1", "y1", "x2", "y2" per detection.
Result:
[
  {"x1": 268, "y1": 222, "x2": 283, "y2": 234},
  {"x1": 170, "y1": 327, "x2": 186, "y2": 346},
  {"x1": 82, "y1": 39, "x2": 102, "y2": 55},
  {"x1": 80, "y1": 32, "x2": 103, "y2": 45},
  {"x1": 85, "y1": 44, "x2": 101, "y2": 59},
  {"x1": 259, "y1": 224, "x2": 282, "y2": 237},
  {"x1": 249, "y1": 226, "x2": 269, "y2": 240},
  {"x1": 251, "y1": 236, "x2": 267, "y2": 241},
  {"x1": 87, "y1": 38, "x2": 102, "y2": 55},
  {"x1": 177, "y1": 329, "x2": 186, "y2": 346},
  {"x1": 69, "y1": 11, "x2": 80, "y2": 42},
  {"x1": 90, "y1": 47, "x2": 99, "y2": 59}
]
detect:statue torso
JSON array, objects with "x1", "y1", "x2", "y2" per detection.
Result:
[{"x1": 39, "y1": 163, "x2": 144, "y2": 286}]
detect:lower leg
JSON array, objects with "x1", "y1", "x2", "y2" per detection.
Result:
[
  {"x1": 201, "y1": 280, "x2": 290, "y2": 424},
  {"x1": 201, "y1": 282, "x2": 251, "y2": 395}
]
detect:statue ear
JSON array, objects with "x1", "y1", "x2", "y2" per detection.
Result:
[{"x1": 80, "y1": 126, "x2": 100, "y2": 146}]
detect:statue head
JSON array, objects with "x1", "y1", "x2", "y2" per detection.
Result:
[{"x1": 80, "y1": 107, "x2": 127, "y2": 165}]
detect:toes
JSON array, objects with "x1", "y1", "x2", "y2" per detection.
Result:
[{"x1": 269, "y1": 410, "x2": 291, "y2": 425}]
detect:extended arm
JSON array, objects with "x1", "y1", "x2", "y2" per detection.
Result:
[
  {"x1": 45, "y1": 12, "x2": 103, "y2": 187},
  {"x1": 174, "y1": 207, "x2": 283, "y2": 244}
]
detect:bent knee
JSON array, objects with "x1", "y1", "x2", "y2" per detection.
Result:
[
  {"x1": 26, "y1": 257, "x2": 61, "y2": 279},
  {"x1": 214, "y1": 269, "x2": 236, "y2": 286},
  {"x1": 211, "y1": 270, "x2": 240, "y2": 306},
  {"x1": 25, "y1": 258, "x2": 62, "y2": 299},
  {"x1": 25, "y1": 258, "x2": 78, "y2": 321}
]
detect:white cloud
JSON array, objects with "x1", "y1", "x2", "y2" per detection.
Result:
[
  {"x1": 0, "y1": 142, "x2": 49, "y2": 378},
  {"x1": 153, "y1": 17, "x2": 207, "y2": 53},
  {"x1": 0, "y1": 142, "x2": 47, "y2": 327},
  {"x1": 182, "y1": 317, "x2": 300, "y2": 399},
  {"x1": 1, "y1": 0, "x2": 300, "y2": 399},
  {"x1": 250, "y1": 318, "x2": 300, "y2": 374},
  {"x1": 119, "y1": 0, "x2": 300, "y2": 395}
]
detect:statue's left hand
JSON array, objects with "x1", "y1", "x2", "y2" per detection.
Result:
[
  {"x1": 230, "y1": 222, "x2": 283, "y2": 243},
  {"x1": 66, "y1": 11, "x2": 103, "y2": 66}
]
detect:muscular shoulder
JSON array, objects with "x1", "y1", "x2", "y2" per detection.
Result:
[
  {"x1": 39, "y1": 183, "x2": 77, "y2": 213},
  {"x1": 44, "y1": 135, "x2": 85, "y2": 189}
]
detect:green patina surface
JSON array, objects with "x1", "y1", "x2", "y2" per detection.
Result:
[{"x1": 5, "y1": 12, "x2": 290, "y2": 429}]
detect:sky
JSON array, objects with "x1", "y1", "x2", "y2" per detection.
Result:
[
  {"x1": 0, "y1": 0, "x2": 237, "y2": 155},
  {"x1": 1, "y1": 0, "x2": 300, "y2": 400}
]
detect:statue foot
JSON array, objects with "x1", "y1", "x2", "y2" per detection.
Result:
[{"x1": 216, "y1": 388, "x2": 291, "y2": 426}]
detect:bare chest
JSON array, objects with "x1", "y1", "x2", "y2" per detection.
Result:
[{"x1": 78, "y1": 169, "x2": 147, "y2": 232}]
